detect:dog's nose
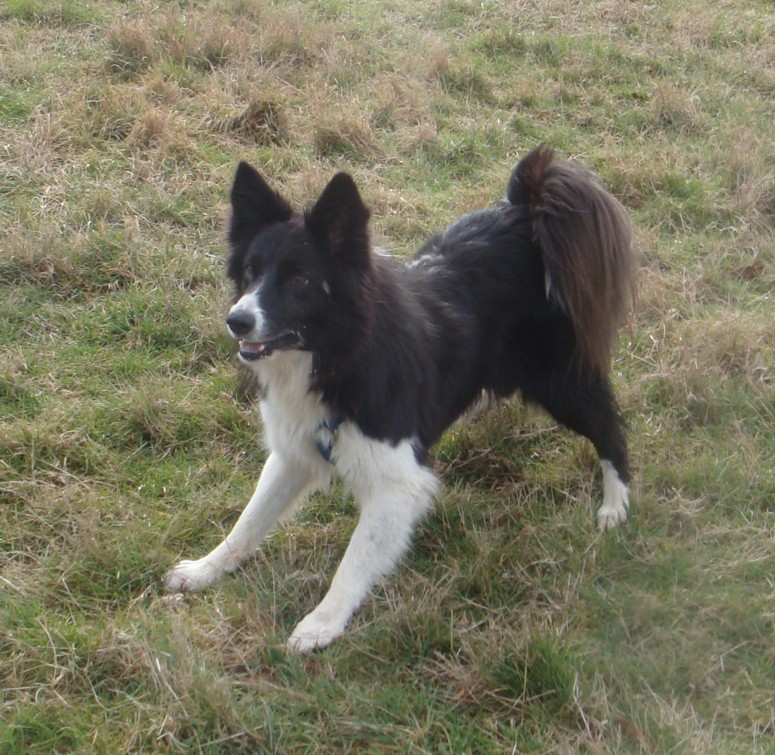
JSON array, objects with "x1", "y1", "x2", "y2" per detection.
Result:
[{"x1": 226, "y1": 310, "x2": 255, "y2": 337}]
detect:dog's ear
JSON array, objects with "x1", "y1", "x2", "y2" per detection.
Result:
[
  {"x1": 306, "y1": 173, "x2": 371, "y2": 265},
  {"x1": 228, "y1": 162, "x2": 293, "y2": 249}
]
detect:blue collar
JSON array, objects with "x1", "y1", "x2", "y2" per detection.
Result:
[{"x1": 314, "y1": 413, "x2": 345, "y2": 463}]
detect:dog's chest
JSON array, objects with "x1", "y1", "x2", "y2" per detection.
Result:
[{"x1": 253, "y1": 353, "x2": 332, "y2": 468}]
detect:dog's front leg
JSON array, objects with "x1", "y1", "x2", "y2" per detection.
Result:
[
  {"x1": 166, "y1": 452, "x2": 315, "y2": 592},
  {"x1": 287, "y1": 447, "x2": 438, "y2": 653}
]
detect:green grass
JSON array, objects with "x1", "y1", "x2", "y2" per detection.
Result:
[{"x1": 2, "y1": 0, "x2": 774, "y2": 751}]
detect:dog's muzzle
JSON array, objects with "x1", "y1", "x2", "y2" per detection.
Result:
[{"x1": 226, "y1": 310, "x2": 302, "y2": 360}]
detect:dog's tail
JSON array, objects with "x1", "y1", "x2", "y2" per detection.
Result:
[{"x1": 508, "y1": 145, "x2": 636, "y2": 376}]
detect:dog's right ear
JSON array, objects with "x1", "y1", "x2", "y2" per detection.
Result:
[{"x1": 228, "y1": 162, "x2": 293, "y2": 249}]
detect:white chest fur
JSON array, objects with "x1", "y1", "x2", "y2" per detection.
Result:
[{"x1": 250, "y1": 352, "x2": 332, "y2": 476}]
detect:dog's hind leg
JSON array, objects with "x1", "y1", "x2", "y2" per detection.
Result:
[
  {"x1": 522, "y1": 373, "x2": 630, "y2": 530},
  {"x1": 287, "y1": 437, "x2": 438, "y2": 652},
  {"x1": 166, "y1": 452, "x2": 317, "y2": 592}
]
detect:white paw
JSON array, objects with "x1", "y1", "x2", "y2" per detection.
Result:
[
  {"x1": 597, "y1": 461, "x2": 630, "y2": 531},
  {"x1": 596, "y1": 501, "x2": 628, "y2": 531},
  {"x1": 286, "y1": 609, "x2": 347, "y2": 653},
  {"x1": 165, "y1": 557, "x2": 225, "y2": 593}
]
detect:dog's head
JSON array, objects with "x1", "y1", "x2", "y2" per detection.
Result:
[{"x1": 225, "y1": 163, "x2": 373, "y2": 364}]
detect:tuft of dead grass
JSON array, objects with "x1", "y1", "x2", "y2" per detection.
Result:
[
  {"x1": 107, "y1": 9, "x2": 242, "y2": 76},
  {"x1": 314, "y1": 117, "x2": 380, "y2": 162},
  {"x1": 207, "y1": 98, "x2": 288, "y2": 144}
]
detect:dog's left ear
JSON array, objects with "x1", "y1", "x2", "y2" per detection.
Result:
[{"x1": 306, "y1": 173, "x2": 371, "y2": 265}]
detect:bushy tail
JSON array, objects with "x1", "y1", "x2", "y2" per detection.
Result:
[{"x1": 508, "y1": 145, "x2": 636, "y2": 377}]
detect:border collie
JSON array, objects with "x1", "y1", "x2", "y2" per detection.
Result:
[{"x1": 166, "y1": 146, "x2": 636, "y2": 652}]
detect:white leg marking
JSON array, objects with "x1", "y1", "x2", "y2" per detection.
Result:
[
  {"x1": 596, "y1": 459, "x2": 630, "y2": 531},
  {"x1": 287, "y1": 436, "x2": 438, "y2": 652},
  {"x1": 166, "y1": 452, "x2": 315, "y2": 592}
]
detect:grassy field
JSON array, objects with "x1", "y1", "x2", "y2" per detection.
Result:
[{"x1": 1, "y1": 0, "x2": 774, "y2": 751}]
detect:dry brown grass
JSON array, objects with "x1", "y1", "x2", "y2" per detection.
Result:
[{"x1": 107, "y1": 8, "x2": 243, "y2": 75}]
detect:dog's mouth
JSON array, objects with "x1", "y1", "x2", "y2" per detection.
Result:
[{"x1": 238, "y1": 332, "x2": 302, "y2": 360}]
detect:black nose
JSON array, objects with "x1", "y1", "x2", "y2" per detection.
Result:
[{"x1": 226, "y1": 310, "x2": 255, "y2": 336}]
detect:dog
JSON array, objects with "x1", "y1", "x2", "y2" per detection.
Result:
[{"x1": 165, "y1": 146, "x2": 636, "y2": 652}]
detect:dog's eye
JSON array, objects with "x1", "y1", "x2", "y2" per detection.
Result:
[
  {"x1": 242, "y1": 267, "x2": 255, "y2": 286},
  {"x1": 290, "y1": 272, "x2": 310, "y2": 287}
]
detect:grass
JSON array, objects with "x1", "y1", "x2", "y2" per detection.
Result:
[{"x1": 1, "y1": 0, "x2": 774, "y2": 751}]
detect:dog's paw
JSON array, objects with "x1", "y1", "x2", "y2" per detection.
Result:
[
  {"x1": 597, "y1": 461, "x2": 630, "y2": 531},
  {"x1": 286, "y1": 609, "x2": 346, "y2": 653},
  {"x1": 596, "y1": 500, "x2": 628, "y2": 530},
  {"x1": 165, "y1": 558, "x2": 223, "y2": 593}
]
